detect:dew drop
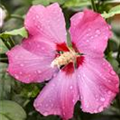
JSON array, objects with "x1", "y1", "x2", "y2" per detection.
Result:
[
  {"x1": 19, "y1": 72, "x2": 22, "y2": 75},
  {"x1": 45, "y1": 104, "x2": 48, "y2": 107},
  {"x1": 41, "y1": 47, "x2": 45, "y2": 50},
  {"x1": 20, "y1": 63, "x2": 24, "y2": 67},
  {"x1": 100, "y1": 97, "x2": 105, "y2": 102},
  {"x1": 86, "y1": 105, "x2": 89, "y2": 108},
  {"x1": 36, "y1": 15, "x2": 39, "y2": 18},
  {"x1": 95, "y1": 34, "x2": 98, "y2": 37},
  {"x1": 108, "y1": 80, "x2": 111, "y2": 83},
  {"x1": 88, "y1": 28, "x2": 91, "y2": 31},
  {"x1": 86, "y1": 40, "x2": 89, "y2": 42},
  {"x1": 98, "y1": 106, "x2": 103, "y2": 112},
  {"x1": 90, "y1": 36, "x2": 94, "y2": 39},
  {"x1": 83, "y1": 74, "x2": 85, "y2": 77},
  {"x1": 52, "y1": 84, "x2": 55, "y2": 87},
  {"x1": 51, "y1": 104, "x2": 54, "y2": 107},
  {"x1": 108, "y1": 90, "x2": 112, "y2": 95},
  {"x1": 96, "y1": 98, "x2": 99, "y2": 101},
  {"x1": 37, "y1": 70, "x2": 41, "y2": 74},
  {"x1": 37, "y1": 25, "x2": 40, "y2": 29},
  {"x1": 81, "y1": 96, "x2": 83, "y2": 100},
  {"x1": 63, "y1": 112, "x2": 66, "y2": 115},
  {"x1": 86, "y1": 33, "x2": 89, "y2": 36},
  {"x1": 54, "y1": 111, "x2": 57, "y2": 115},
  {"x1": 72, "y1": 99, "x2": 75, "y2": 103},
  {"x1": 33, "y1": 17, "x2": 36, "y2": 21},
  {"x1": 15, "y1": 75, "x2": 19, "y2": 79},
  {"x1": 37, "y1": 45, "x2": 40, "y2": 48},
  {"x1": 44, "y1": 112, "x2": 48, "y2": 116},
  {"x1": 115, "y1": 83, "x2": 119, "y2": 88},
  {"x1": 94, "y1": 110, "x2": 98, "y2": 113},
  {"x1": 110, "y1": 70, "x2": 116, "y2": 75},
  {"x1": 78, "y1": 75, "x2": 80, "y2": 78},
  {"x1": 70, "y1": 86, "x2": 73, "y2": 89},
  {"x1": 105, "y1": 36, "x2": 108, "y2": 40},
  {"x1": 96, "y1": 29, "x2": 101, "y2": 34}
]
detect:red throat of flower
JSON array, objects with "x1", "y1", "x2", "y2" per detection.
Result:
[{"x1": 51, "y1": 42, "x2": 84, "y2": 75}]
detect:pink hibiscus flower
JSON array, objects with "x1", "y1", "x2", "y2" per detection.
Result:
[{"x1": 7, "y1": 3, "x2": 119, "y2": 120}]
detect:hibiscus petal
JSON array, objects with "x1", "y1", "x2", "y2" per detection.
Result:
[
  {"x1": 25, "y1": 3, "x2": 66, "y2": 43},
  {"x1": 34, "y1": 71, "x2": 79, "y2": 120},
  {"x1": 69, "y1": 9, "x2": 111, "y2": 57},
  {"x1": 77, "y1": 57, "x2": 119, "y2": 113},
  {"x1": 7, "y1": 36, "x2": 57, "y2": 83}
]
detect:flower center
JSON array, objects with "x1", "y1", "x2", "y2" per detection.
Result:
[
  {"x1": 51, "y1": 49, "x2": 79, "y2": 68},
  {"x1": 51, "y1": 42, "x2": 84, "y2": 75}
]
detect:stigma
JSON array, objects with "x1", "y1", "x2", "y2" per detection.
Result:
[{"x1": 51, "y1": 49, "x2": 79, "y2": 68}]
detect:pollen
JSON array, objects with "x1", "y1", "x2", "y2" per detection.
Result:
[{"x1": 51, "y1": 49, "x2": 79, "y2": 68}]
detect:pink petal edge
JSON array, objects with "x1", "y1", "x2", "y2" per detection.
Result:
[
  {"x1": 25, "y1": 3, "x2": 67, "y2": 44},
  {"x1": 77, "y1": 56, "x2": 119, "y2": 113},
  {"x1": 69, "y1": 9, "x2": 112, "y2": 58},
  {"x1": 34, "y1": 71, "x2": 79, "y2": 120}
]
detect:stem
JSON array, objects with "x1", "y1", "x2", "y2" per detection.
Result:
[
  {"x1": 8, "y1": 37, "x2": 15, "y2": 47},
  {"x1": 0, "y1": 53, "x2": 8, "y2": 63},
  {"x1": 90, "y1": 0, "x2": 97, "y2": 12},
  {"x1": 0, "y1": 58, "x2": 8, "y2": 63},
  {"x1": 117, "y1": 45, "x2": 120, "y2": 63},
  {"x1": 116, "y1": 93, "x2": 120, "y2": 112},
  {"x1": 1, "y1": 38, "x2": 11, "y2": 50},
  {"x1": 10, "y1": 14, "x2": 24, "y2": 20}
]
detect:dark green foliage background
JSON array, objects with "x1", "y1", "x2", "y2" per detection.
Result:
[{"x1": 0, "y1": 0, "x2": 120, "y2": 120}]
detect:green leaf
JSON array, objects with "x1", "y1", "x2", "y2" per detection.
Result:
[
  {"x1": 32, "y1": 0, "x2": 65, "y2": 6},
  {"x1": 0, "y1": 114, "x2": 9, "y2": 120},
  {"x1": 64, "y1": 0, "x2": 91, "y2": 8},
  {"x1": 0, "y1": 65, "x2": 14, "y2": 100},
  {"x1": 102, "y1": 5, "x2": 120, "y2": 19},
  {"x1": 0, "y1": 39, "x2": 8, "y2": 53},
  {"x1": 67, "y1": 32, "x2": 72, "y2": 48},
  {"x1": 0, "y1": 27, "x2": 28, "y2": 39},
  {"x1": 0, "y1": 100, "x2": 27, "y2": 120}
]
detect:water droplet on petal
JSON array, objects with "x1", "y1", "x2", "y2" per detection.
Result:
[
  {"x1": 20, "y1": 63, "x2": 24, "y2": 67},
  {"x1": 86, "y1": 105, "x2": 89, "y2": 108},
  {"x1": 63, "y1": 112, "x2": 66, "y2": 116},
  {"x1": 115, "y1": 83, "x2": 119, "y2": 88},
  {"x1": 98, "y1": 106, "x2": 103, "y2": 112},
  {"x1": 86, "y1": 40, "x2": 89, "y2": 42},
  {"x1": 19, "y1": 72, "x2": 22, "y2": 75},
  {"x1": 83, "y1": 74, "x2": 85, "y2": 77},
  {"x1": 41, "y1": 47, "x2": 45, "y2": 50},
  {"x1": 78, "y1": 75, "x2": 80, "y2": 78},
  {"x1": 72, "y1": 99, "x2": 75, "y2": 103},
  {"x1": 100, "y1": 97, "x2": 105, "y2": 102},
  {"x1": 94, "y1": 110, "x2": 98, "y2": 113},
  {"x1": 108, "y1": 90, "x2": 112, "y2": 95},
  {"x1": 44, "y1": 112, "x2": 48, "y2": 116},
  {"x1": 88, "y1": 28, "x2": 91, "y2": 31},
  {"x1": 96, "y1": 29, "x2": 101, "y2": 34},
  {"x1": 15, "y1": 74, "x2": 19, "y2": 79},
  {"x1": 86, "y1": 33, "x2": 89, "y2": 36},
  {"x1": 54, "y1": 111, "x2": 57, "y2": 115},
  {"x1": 45, "y1": 104, "x2": 48, "y2": 107},
  {"x1": 110, "y1": 70, "x2": 116, "y2": 75},
  {"x1": 36, "y1": 15, "x2": 39, "y2": 18},
  {"x1": 70, "y1": 86, "x2": 73, "y2": 89},
  {"x1": 51, "y1": 104, "x2": 53, "y2": 107},
  {"x1": 52, "y1": 84, "x2": 55, "y2": 87},
  {"x1": 90, "y1": 36, "x2": 94, "y2": 39},
  {"x1": 37, "y1": 70, "x2": 41, "y2": 74},
  {"x1": 95, "y1": 34, "x2": 98, "y2": 37}
]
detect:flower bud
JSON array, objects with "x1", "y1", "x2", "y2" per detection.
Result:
[{"x1": 0, "y1": 6, "x2": 7, "y2": 28}]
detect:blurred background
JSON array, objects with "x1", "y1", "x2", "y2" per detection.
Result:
[{"x1": 0, "y1": 0, "x2": 120, "y2": 120}]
